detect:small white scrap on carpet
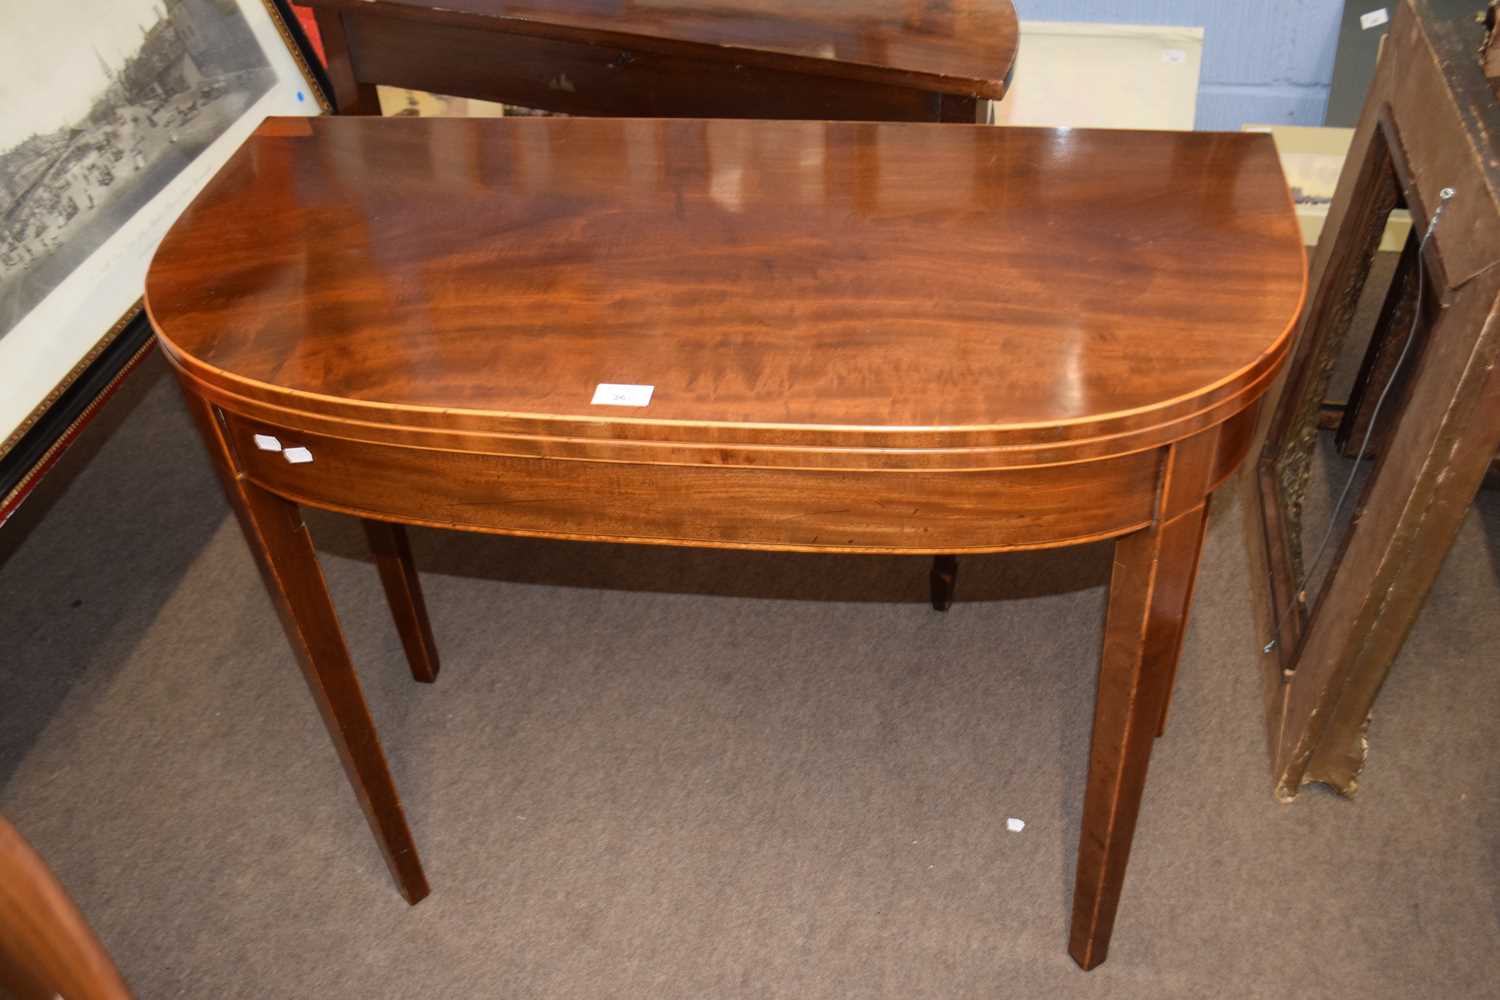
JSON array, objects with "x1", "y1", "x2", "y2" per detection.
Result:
[{"x1": 1006, "y1": 817, "x2": 1025, "y2": 833}]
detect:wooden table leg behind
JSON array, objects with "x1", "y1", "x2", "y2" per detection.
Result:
[
  {"x1": 363, "y1": 520, "x2": 441, "y2": 683},
  {"x1": 179, "y1": 388, "x2": 430, "y2": 904},
  {"x1": 1069, "y1": 433, "x2": 1216, "y2": 969},
  {"x1": 312, "y1": 8, "x2": 381, "y2": 115},
  {"x1": 929, "y1": 554, "x2": 959, "y2": 611},
  {"x1": 937, "y1": 94, "x2": 993, "y2": 123}
]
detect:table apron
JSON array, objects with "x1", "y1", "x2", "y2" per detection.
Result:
[{"x1": 221, "y1": 412, "x2": 1175, "y2": 553}]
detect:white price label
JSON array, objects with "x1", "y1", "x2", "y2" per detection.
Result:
[
  {"x1": 591, "y1": 383, "x2": 654, "y2": 407},
  {"x1": 1360, "y1": 8, "x2": 1388, "y2": 30}
]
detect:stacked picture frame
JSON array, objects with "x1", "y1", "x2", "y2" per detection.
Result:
[{"x1": 0, "y1": 0, "x2": 331, "y2": 523}]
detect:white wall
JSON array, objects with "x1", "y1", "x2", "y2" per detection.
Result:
[{"x1": 1013, "y1": 1, "x2": 1344, "y2": 130}]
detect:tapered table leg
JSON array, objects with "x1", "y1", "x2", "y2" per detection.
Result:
[
  {"x1": 180, "y1": 389, "x2": 429, "y2": 904},
  {"x1": 1069, "y1": 498, "x2": 1210, "y2": 970},
  {"x1": 1154, "y1": 496, "x2": 1211, "y2": 739},
  {"x1": 930, "y1": 555, "x2": 958, "y2": 611},
  {"x1": 363, "y1": 520, "x2": 441, "y2": 683}
]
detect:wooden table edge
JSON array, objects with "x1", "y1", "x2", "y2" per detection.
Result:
[
  {"x1": 149, "y1": 320, "x2": 1302, "y2": 473},
  {"x1": 298, "y1": 0, "x2": 1018, "y2": 99}
]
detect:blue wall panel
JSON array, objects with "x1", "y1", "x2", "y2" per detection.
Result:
[{"x1": 1013, "y1": 1, "x2": 1345, "y2": 129}]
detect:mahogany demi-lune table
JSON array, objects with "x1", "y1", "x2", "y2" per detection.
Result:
[
  {"x1": 301, "y1": 0, "x2": 1017, "y2": 122},
  {"x1": 144, "y1": 116, "x2": 1306, "y2": 970}
]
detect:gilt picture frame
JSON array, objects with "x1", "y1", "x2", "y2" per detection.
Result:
[{"x1": 0, "y1": 0, "x2": 330, "y2": 522}]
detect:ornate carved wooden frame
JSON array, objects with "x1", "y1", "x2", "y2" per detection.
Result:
[{"x1": 1245, "y1": 0, "x2": 1500, "y2": 799}]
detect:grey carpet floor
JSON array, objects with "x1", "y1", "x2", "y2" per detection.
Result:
[{"x1": 2, "y1": 353, "x2": 1498, "y2": 999}]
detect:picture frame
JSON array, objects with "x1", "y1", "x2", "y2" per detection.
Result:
[{"x1": 0, "y1": 0, "x2": 332, "y2": 524}]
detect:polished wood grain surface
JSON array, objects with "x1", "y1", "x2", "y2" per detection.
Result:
[
  {"x1": 148, "y1": 117, "x2": 1303, "y2": 475},
  {"x1": 303, "y1": 0, "x2": 1018, "y2": 99},
  {"x1": 148, "y1": 116, "x2": 1305, "y2": 970}
]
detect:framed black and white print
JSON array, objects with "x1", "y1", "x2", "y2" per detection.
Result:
[{"x1": 0, "y1": 0, "x2": 330, "y2": 522}]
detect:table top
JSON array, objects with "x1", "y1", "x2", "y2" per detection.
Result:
[
  {"x1": 303, "y1": 0, "x2": 1020, "y2": 98},
  {"x1": 147, "y1": 117, "x2": 1305, "y2": 468}
]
